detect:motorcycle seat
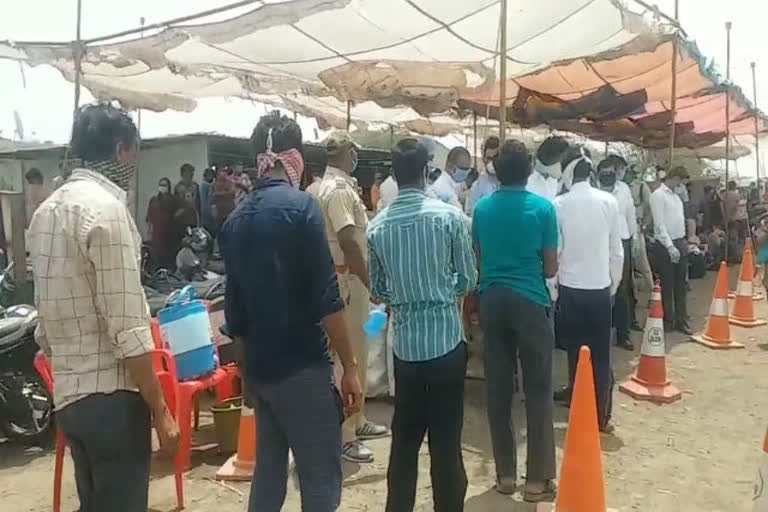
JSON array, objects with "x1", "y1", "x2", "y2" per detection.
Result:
[{"x1": 0, "y1": 317, "x2": 25, "y2": 342}]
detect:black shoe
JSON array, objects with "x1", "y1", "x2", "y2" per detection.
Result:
[
  {"x1": 676, "y1": 324, "x2": 693, "y2": 336},
  {"x1": 616, "y1": 338, "x2": 635, "y2": 351},
  {"x1": 554, "y1": 387, "x2": 571, "y2": 406},
  {"x1": 630, "y1": 321, "x2": 643, "y2": 332}
]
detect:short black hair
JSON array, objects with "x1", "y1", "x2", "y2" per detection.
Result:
[
  {"x1": 728, "y1": 180, "x2": 737, "y2": 190},
  {"x1": 536, "y1": 136, "x2": 569, "y2": 166},
  {"x1": 70, "y1": 103, "x2": 138, "y2": 162},
  {"x1": 446, "y1": 146, "x2": 471, "y2": 166},
  {"x1": 180, "y1": 163, "x2": 195, "y2": 175},
  {"x1": 561, "y1": 145, "x2": 593, "y2": 182},
  {"x1": 597, "y1": 158, "x2": 617, "y2": 172},
  {"x1": 482, "y1": 136, "x2": 500, "y2": 154},
  {"x1": 25, "y1": 168, "x2": 43, "y2": 185},
  {"x1": 495, "y1": 139, "x2": 531, "y2": 186},
  {"x1": 605, "y1": 154, "x2": 627, "y2": 169},
  {"x1": 392, "y1": 138, "x2": 429, "y2": 186},
  {"x1": 251, "y1": 110, "x2": 303, "y2": 157},
  {"x1": 203, "y1": 168, "x2": 216, "y2": 181}
]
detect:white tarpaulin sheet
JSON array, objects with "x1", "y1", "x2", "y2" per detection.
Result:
[{"x1": 0, "y1": 0, "x2": 653, "y2": 131}]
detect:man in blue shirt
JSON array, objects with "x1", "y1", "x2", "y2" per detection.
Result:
[
  {"x1": 368, "y1": 138, "x2": 477, "y2": 512},
  {"x1": 219, "y1": 112, "x2": 362, "y2": 512},
  {"x1": 472, "y1": 139, "x2": 558, "y2": 503}
]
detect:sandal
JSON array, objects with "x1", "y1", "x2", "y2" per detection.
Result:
[{"x1": 523, "y1": 480, "x2": 557, "y2": 503}]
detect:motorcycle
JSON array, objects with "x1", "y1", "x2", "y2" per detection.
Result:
[{"x1": 0, "y1": 265, "x2": 54, "y2": 446}]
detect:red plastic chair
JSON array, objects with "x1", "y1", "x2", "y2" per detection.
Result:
[
  {"x1": 149, "y1": 317, "x2": 240, "y2": 469},
  {"x1": 38, "y1": 350, "x2": 186, "y2": 511}
]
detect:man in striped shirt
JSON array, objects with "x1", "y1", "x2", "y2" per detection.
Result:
[{"x1": 368, "y1": 138, "x2": 478, "y2": 512}]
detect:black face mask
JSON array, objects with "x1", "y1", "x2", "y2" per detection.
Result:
[{"x1": 598, "y1": 171, "x2": 617, "y2": 189}]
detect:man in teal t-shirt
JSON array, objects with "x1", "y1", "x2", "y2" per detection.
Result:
[{"x1": 471, "y1": 139, "x2": 558, "y2": 503}]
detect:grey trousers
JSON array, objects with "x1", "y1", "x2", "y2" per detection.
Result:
[
  {"x1": 248, "y1": 362, "x2": 343, "y2": 512},
  {"x1": 56, "y1": 391, "x2": 151, "y2": 512},
  {"x1": 479, "y1": 286, "x2": 556, "y2": 482}
]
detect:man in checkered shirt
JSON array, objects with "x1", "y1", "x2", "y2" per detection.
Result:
[{"x1": 27, "y1": 103, "x2": 179, "y2": 512}]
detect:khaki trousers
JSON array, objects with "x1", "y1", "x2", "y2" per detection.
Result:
[{"x1": 333, "y1": 273, "x2": 370, "y2": 444}]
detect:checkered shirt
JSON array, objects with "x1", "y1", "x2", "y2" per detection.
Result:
[{"x1": 28, "y1": 169, "x2": 153, "y2": 409}]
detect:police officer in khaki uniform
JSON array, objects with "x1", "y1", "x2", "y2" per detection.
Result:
[{"x1": 313, "y1": 132, "x2": 388, "y2": 463}]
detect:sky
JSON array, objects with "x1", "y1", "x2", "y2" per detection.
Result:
[{"x1": 0, "y1": 0, "x2": 766, "y2": 175}]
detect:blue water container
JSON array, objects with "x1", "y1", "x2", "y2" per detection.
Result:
[
  {"x1": 364, "y1": 305, "x2": 387, "y2": 339},
  {"x1": 157, "y1": 286, "x2": 216, "y2": 380}
]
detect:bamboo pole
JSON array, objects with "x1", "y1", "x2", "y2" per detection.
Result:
[
  {"x1": 498, "y1": 0, "x2": 508, "y2": 141},
  {"x1": 73, "y1": 0, "x2": 83, "y2": 113},
  {"x1": 725, "y1": 22, "x2": 732, "y2": 182},
  {"x1": 752, "y1": 62, "x2": 760, "y2": 183},
  {"x1": 473, "y1": 112, "x2": 478, "y2": 167},
  {"x1": 668, "y1": 0, "x2": 679, "y2": 166},
  {"x1": 725, "y1": 21, "x2": 732, "y2": 262},
  {"x1": 346, "y1": 100, "x2": 351, "y2": 131}
]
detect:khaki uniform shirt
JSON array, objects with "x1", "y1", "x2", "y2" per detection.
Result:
[{"x1": 313, "y1": 166, "x2": 368, "y2": 268}]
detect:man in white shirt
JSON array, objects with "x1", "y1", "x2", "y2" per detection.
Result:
[
  {"x1": 527, "y1": 136, "x2": 569, "y2": 202},
  {"x1": 554, "y1": 146, "x2": 624, "y2": 433},
  {"x1": 465, "y1": 136, "x2": 501, "y2": 216},
  {"x1": 597, "y1": 156, "x2": 638, "y2": 351},
  {"x1": 650, "y1": 166, "x2": 691, "y2": 334},
  {"x1": 376, "y1": 174, "x2": 399, "y2": 212},
  {"x1": 432, "y1": 146, "x2": 471, "y2": 210}
]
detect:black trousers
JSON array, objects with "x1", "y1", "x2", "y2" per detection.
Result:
[
  {"x1": 653, "y1": 238, "x2": 689, "y2": 328},
  {"x1": 613, "y1": 238, "x2": 635, "y2": 342},
  {"x1": 479, "y1": 286, "x2": 556, "y2": 483},
  {"x1": 386, "y1": 343, "x2": 468, "y2": 512},
  {"x1": 56, "y1": 391, "x2": 151, "y2": 512},
  {"x1": 558, "y1": 286, "x2": 614, "y2": 429}
]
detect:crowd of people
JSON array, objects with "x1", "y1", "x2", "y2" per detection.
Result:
[{"x1": 27, "y1": 101, "x2": 700, "y2": 512}]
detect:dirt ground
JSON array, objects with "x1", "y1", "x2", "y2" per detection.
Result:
[{"x1": 1, "y1": 268, "x2": 766, "y2": 512}]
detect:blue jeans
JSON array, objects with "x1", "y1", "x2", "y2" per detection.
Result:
[{"x1": 248, "y1": 362, "x2": 343, "y2": 512}]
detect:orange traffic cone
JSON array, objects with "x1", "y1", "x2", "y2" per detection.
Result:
[
  {"x1": 692, "y1": 262, "x2": 744, "y2": 349},
  {"x1": 619, "y1": 282, "x2": 682, "y2": 403},
  {"x1": 729, "y1": 240, "x2": 765, "y2": 301},
  {"x1": 753, "y1": 426, "x2": 768, "y2": 510},
  {"x1": 216, "y1": 404, "x2": 257, "y2": 481},
  {"x1": 730, "y1": 245, "x2": 767, "y2": 327},
  {"x1": 537, "y1": 346, "x2": 615, "y2": 512}
]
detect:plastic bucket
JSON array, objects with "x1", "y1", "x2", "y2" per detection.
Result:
[
  {"x1": 157, "y1": 299, "x2": 214, "y2": 355},
  {"x1": 175, "y1": 344, "x2": 217, "y2": 381},
  {"x1": 210, "y1": 397, "x2": 242, "y2": 454}
]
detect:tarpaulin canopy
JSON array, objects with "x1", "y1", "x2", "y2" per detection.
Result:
[{"x1": 1, "y1": 0, "x2": 765, "y2": 150}]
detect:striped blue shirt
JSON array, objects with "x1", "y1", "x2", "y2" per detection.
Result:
[{"x1": 367, "y1": 188, "x2": 478, "y2": 362}]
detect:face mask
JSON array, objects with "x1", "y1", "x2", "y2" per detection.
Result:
[
  {"x1": 598, "y1": 172, "x2": 617, "y2": 190},
  {"x1": 88, "y1": 160, "x2": 136, "y2": 192},
  {"x1": 351, "y1": 151, "x2": 359, "y2": 173},
  {"x1": 452, "y1": 167, "x2": 471, "y2": 183},
  {"x1": 486, "y1": 161, "x2": 496, "y2": 175},
  {"x1": 159, "y1": 185, "x2": 170, "y2": 194}
]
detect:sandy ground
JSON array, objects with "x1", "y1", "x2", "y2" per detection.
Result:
[{"x1": 2, "y1": 268, "x2": 766, "y2": 512}]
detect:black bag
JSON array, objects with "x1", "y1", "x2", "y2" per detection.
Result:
[{"x1": 688, "y1": 251, "x2": 706, "y2": 279}]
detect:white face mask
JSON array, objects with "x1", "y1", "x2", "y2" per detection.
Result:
[
  {"x1": 486, "y1": 161, "x2": 496, "y2": 175},
  {"x1": 535, "y1": 159, "x2": 562, "y2": 180}
]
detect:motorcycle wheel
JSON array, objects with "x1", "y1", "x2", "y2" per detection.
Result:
[{"x1": 0, "y1": 374, "x2": 54, "y2": 447}]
